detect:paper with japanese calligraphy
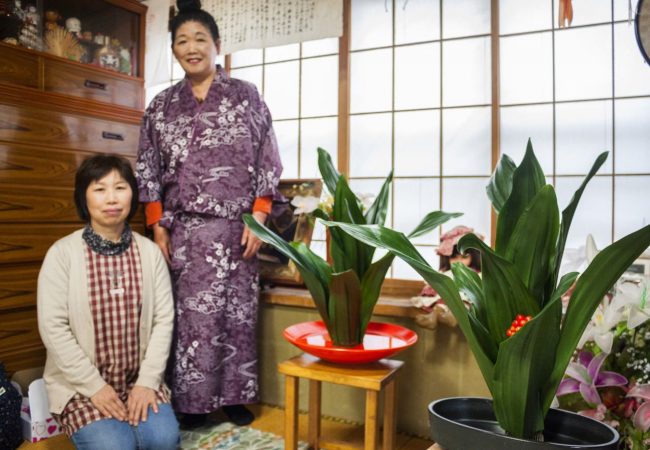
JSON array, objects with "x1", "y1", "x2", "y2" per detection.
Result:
[{"x1": 202, "y1": 0, "x2": 343, "y2": 53}]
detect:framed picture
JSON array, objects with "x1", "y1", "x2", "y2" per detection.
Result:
[
  {"x1": 257, "y1": 178, "x2": 322, "y2": 286},
  {"x1": 627, "y1": 255, "x2": 650, "y2": 276}
]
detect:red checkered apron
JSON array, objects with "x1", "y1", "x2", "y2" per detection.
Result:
[{"x1": 55, "y1": 241, "x2": 170, "y2": 436}]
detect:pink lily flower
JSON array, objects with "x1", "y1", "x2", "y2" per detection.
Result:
[
  {"x1": 557, "y1": 351, "x2": 628, "y2": 406},
  {"x1": 626, "y1": 384, "x2": 650, "y2": 431}
]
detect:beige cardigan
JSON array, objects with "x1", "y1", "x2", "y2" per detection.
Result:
[{"x1": 37, "y1": 229, "x2": 174, "y2": 414}]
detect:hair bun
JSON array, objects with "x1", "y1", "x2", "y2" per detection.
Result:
[{"x1": 177, "y1": 0, "x2": 202, "y2": 13}]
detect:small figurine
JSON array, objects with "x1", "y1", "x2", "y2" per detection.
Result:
[
  {"x1": 119, "y1": 47, "x2": 132, "y2": 75},
  {"x1": 65, "y1": 17, "x2": 81, "y2": 38},
  {"x1": 44, "y1": 10, "x2": 61, "y2": 31},
  {"x1": 96, "y1": 36, "x2": 120, "y2": 72}
]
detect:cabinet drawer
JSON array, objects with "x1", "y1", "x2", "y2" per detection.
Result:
[
  {"x1": 0, "y1": 43, "x2": 39, "y2": 89},
  {"x1": 0, "y1": 264, "x2": 39, "y2": 311},
  {"x1": 0, "y1": 186, "x2": 77, "y2": 223},
  {"x1": 0, "y1": 223, "x2": 80, "y2": 264},
  {"x1": 0, "y1": 103, "x2": 141, "y2": 154},
  {"x1": 0, "y1": 143, "x2": 136, "y2": 188},
  {"x1": 0, "y1": 308, "x2": 45, "y2": 375},
  {"x1": 44, "y1": 59, "x2": 143, "y2": 109}
]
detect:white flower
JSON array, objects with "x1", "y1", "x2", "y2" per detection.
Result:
[
  {"x1": 614, "y1": 275, "x2": 650, "y2": 329},
  {"x1": 579, "y1": 300, "x2": 625, "y2": 353},
  {"x1": 291, "y1": 195, "x2": 320, "y2": 215}
]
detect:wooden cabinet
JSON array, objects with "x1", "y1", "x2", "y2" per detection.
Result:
[{"x1": 0, "y1": 0, "x2": 147, "y2": 375}]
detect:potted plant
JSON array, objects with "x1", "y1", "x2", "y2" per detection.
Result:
[
  {"x1": 323, "y1": 140, "x2": 650, "y2": 448},
  {"x1": 243, "y1": 147, "x2": 459, "y2": 347}
]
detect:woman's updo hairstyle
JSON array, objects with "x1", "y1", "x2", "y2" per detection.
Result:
[{"x1": 170, "y1": 0, "x2": 220, "y2": 43}]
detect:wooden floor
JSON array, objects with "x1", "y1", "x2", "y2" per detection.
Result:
[{"x1": 18, "y1": 403, "x2": 435, "y2": 450}]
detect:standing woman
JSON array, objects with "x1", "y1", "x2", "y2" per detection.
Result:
[
  {"x1": 136, "y1": 0, "x2": 282, "y2": 426},
  {"x1": 38, "y1": 155, "x2": 178, "y2": 450}
]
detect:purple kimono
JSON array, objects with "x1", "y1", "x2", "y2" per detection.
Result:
[{"x1": 136, "y1": 66, "x2": 282, "y2": 413}]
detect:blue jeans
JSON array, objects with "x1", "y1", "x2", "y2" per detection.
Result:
[{"x1": 70, "y1": 403, "x2": 179, "y2": 450}]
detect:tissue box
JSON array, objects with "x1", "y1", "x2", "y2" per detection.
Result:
[{"x1": 18, "y1": 379, "x2": 62, "y2": 443}]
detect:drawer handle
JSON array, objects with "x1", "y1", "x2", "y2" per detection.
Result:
[
  {"x1": 102, "y1": 131, "x2": 124, "y2": 141},
  {"x1": 84, "y1": 80, "x2": 107, "y2": 90}
]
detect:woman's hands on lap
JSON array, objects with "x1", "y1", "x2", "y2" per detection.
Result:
[
  {"x1": 241, "y1": 211, "x2": 267, "y2": 259},
  {"x1": 127, "y1": 385, "x2": 159, "y2": 425},
  {"x1": 90, "y1": 384, "x2": 128, "y2": 422}
]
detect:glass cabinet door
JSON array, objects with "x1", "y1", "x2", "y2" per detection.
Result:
[{"x1": 1, "y1": 0, "x2": 144, "y2": 77}]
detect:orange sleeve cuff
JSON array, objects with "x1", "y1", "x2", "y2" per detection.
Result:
[
  {"x1": 145, "y1": 201, "x2": 163, "y2": 227},
  {"x1": 252, "y1": 196, "x2": 272, "y2": 214}
]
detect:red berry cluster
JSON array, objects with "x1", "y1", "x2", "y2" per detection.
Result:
[{"x1": 506, "y1": 314, "x2": 533, "y2": 337}]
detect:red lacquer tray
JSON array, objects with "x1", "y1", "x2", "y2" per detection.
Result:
[{"x1": 283, "y1": 321, "x2": 418, "y2": 364}]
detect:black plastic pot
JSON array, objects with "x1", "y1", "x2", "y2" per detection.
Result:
[{"x1": 429, "y1": 397, "x2": 619, "y2": 450}]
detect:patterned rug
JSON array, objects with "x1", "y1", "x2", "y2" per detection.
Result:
[{"x1": 180, "y1": 422, "x2": 309, "y2": 450}]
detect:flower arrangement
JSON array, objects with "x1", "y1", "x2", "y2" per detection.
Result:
[
  {"x1": 324, "y1": 140, "x2": 650, "y2": 441},
  {"x1": 557, "y1": 273, "x2": 650, "y2": 449},
  {"x1": 244, "y1": 147, "x2": 460, "y2": 346}
]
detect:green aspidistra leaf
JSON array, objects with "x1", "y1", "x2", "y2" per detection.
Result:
[
  {"x1": 492, "y1": 307, "x2": 560, "y2": 439},
  {"x1": 495, "y1": 139, "x2": 546, "y2": 254},
  {"x1": 317, "y1": 147, "x2": 341, "y2": 196},
  {"x1": 545, "y1": 152, "x2": 608, "y2": 303},
  {"x1": 359, "y1": 252, "x2": 395, "y2": 333},
  {"x1": 451, "y1": 263, "x2": 487, "y2": 325},
  {"x1": 458, "y1": 233, "x2": 540, "y2": 343},
  {"x1": 243, "y1": 214, "x2": 332, "y2": 326},
  {"x1": 364, "y1": 171, "x2": 393, "y2": 227},
  {"x1": 487, "y1": 153, "x2": 517, "y2": 213},
  {"x1": 504, "y1": 185, "x2": 560, "y2": 304},
  {"x1": 328, "y1": 270, "x2": 362, "y2": 346},
  {"x1": 408, "y1": 211, "x2": 463, "y2": 239}
]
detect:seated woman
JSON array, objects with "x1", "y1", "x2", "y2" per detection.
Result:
[{"x1": 37, "y1": 155, "x2": 179, "y2": 450}]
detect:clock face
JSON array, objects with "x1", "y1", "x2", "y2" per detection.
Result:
[{"x1": 637, "y1": 0, "x2": 650, "y2": 64}]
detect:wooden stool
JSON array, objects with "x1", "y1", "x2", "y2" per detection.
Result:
[{"x1": 278, "y1": 353, "x2": 404, "y2": 450}]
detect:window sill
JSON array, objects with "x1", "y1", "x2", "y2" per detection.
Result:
[{"x1": 260, "y1": 285, "x2": 421, "y2": 319}]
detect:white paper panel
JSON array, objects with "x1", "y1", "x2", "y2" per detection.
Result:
[
  {"x1": 614, "y1": 23, "x2": 650, "y2": 97},
  {"x1": 555, "y1": 25, "x2": 612, "y2": 101},
  {"x1": 556, "y1": 101, "x2": 613, "y2": 175},
  {"x1": 263, "y1": 61, "x2": 300, "y2": 120},
  {"x1": 499, "y1": 0, "x2": 552, "y2": 35},
  {"x1": 300, "y1": 118, "x2": 338, "y2": 179},
  {"x1": 351, "y1": 0, "x2": 393, "y2": 50},
  {"x1": 500, "y1": 33, "x2": 553, "y2": 105},
  {"x1": 395, "y1": 0, "x2": 440, "y2": 44},
  {"x1": 615, "y1": 98, "x2": 650, "y2": 174},
  {"x1": 394, "y1": 110, "x2": 441, "y2": 177},
  {"x1": 350, "y1": 113, "x2": 393, "y2": 177},
  {"x1": 301, "y1": 56, "x2": 339, "y2": 117},
  {"x1": 500, "y1": 104, "x2": 554, "y2": 175},
  {"x1": 615, "y1": 176, "x2": 650, "y2": 240},
  {"x1": 265, "y1": 44, "x2": 300, "y2": 63},
  {"x1": 442, "y1": 37, "x2": 491, "y2": 107},
  {"x1": 442, "y1": 107, "x2": 492, "y2": 176},
  {"x1": 442, "y1": 177, "x2": 492, "y2": 243},
  {"x1": 395, "y1": 43, "x2": 440, "y2": 110},
  {"x1": 350, "y1": 49, "x2": 393, "y2": 113},
  {"x1": 394, "y1": 178, "x2": 441, "y2": 245},
  {"x1": 274, "y1": 120, "x2": 299, "y2": 179},
  {"x1": 442, "y1": 0, "x2": 490, "y2": 39}
]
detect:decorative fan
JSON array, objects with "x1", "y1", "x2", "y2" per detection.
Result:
[{"x1": 45, "y1": 26, "x2": 83, "y2": 61}]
